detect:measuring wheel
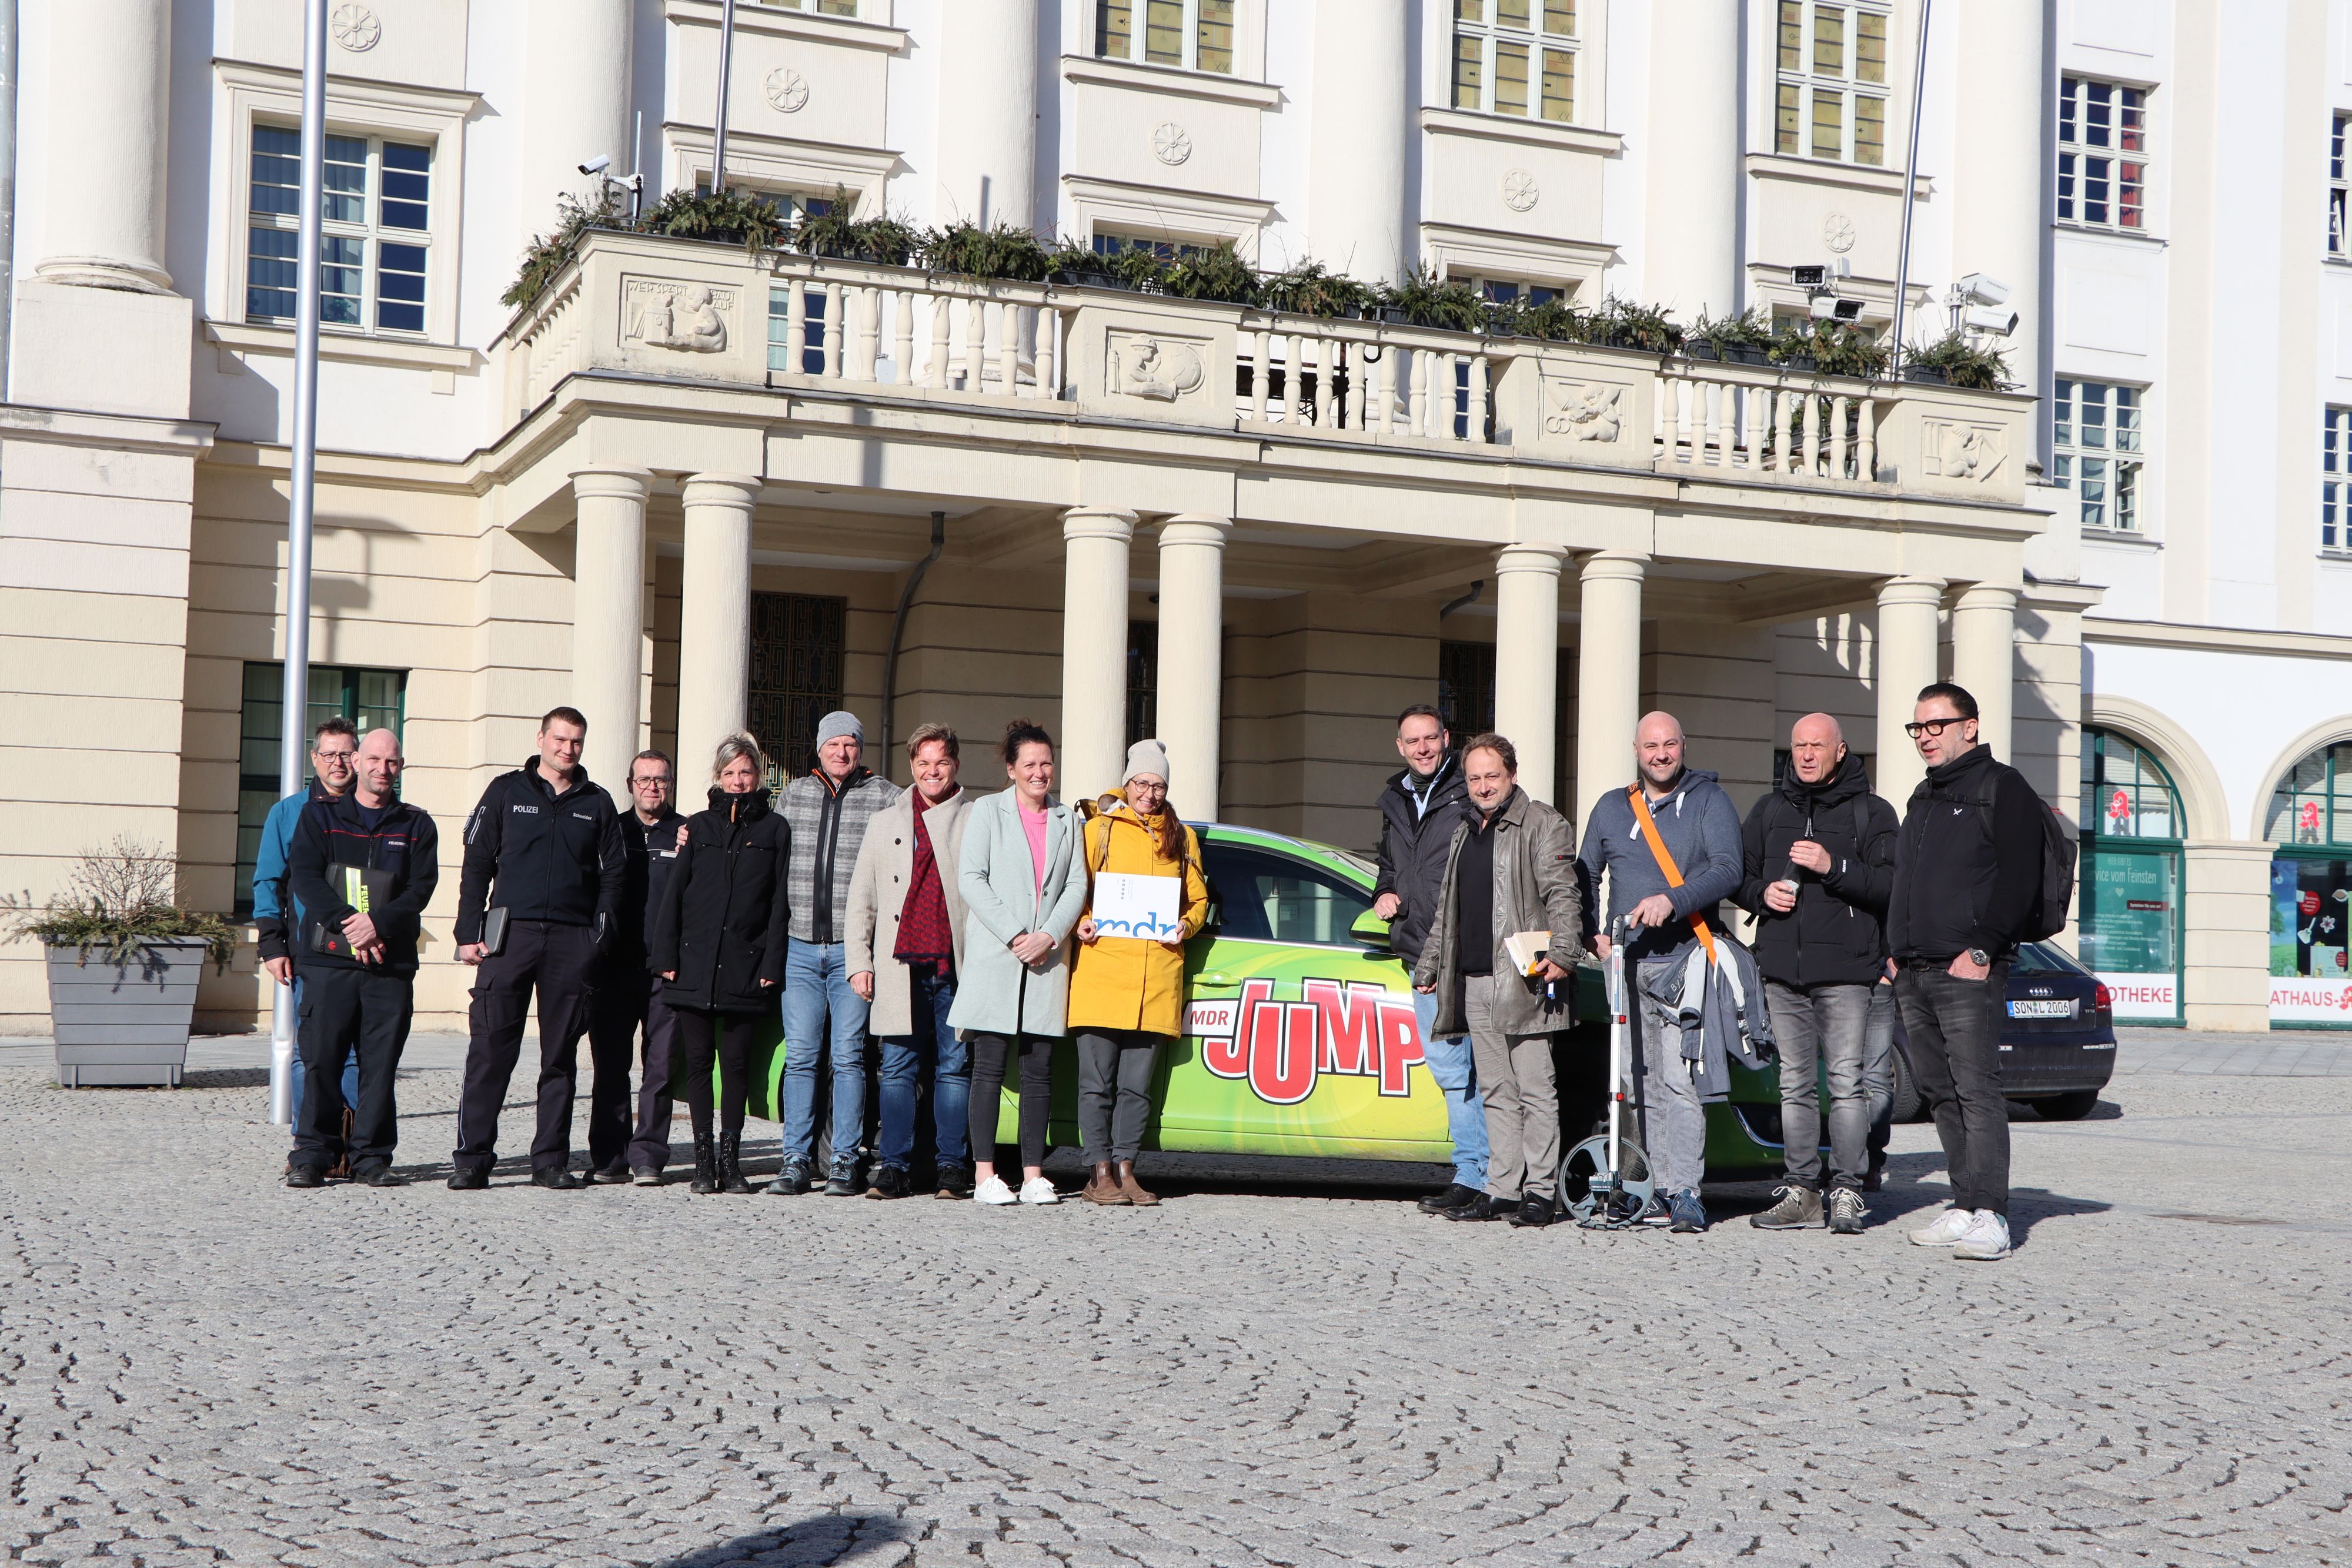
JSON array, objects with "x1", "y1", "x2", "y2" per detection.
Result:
[{"x1": 1561, "y1": 1132, "x2": 1656, "y2": 1228}]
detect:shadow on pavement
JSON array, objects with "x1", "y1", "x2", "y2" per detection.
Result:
[{"x1": 647, "y1": 1516, "x2": 916, "y2": 1567}]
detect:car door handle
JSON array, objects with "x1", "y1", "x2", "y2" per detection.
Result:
[{"x1": 1194, "y1": 972, "x2": 1237, "y2": 988}]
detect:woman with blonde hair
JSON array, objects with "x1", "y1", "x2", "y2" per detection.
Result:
[
  {"x1": 1067, "y1": 740, "x2": 1210, "y2": 1205},
  {"x1": 649, "y1": 733, "x2": 791, "y2": 1193}
]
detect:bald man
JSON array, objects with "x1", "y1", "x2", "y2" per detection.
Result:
[
  {"x1": 1577, "y1": 711, "x2": 1743, "y2": 1233},
  {"x1": 1735, "y1": 714, "x2": 1898, "y2": 1234},
  {"x1": 283, "y1": 728, "x2": 440, "y2": 1188}
]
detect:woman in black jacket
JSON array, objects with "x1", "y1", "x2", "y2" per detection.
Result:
[{"x1": 650, "y1": 734, "x2": 792, "y2": 1193}]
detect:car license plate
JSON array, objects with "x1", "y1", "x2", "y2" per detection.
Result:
[{"x1": 2007, "y1": 998, "x2": 2075, "y2": 1019}]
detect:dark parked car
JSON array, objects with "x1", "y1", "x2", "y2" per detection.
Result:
[{"x1": 1889, "y1": 941, "x2": 2117, "y2": 1122}]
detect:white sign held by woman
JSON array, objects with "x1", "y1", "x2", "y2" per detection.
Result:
[{"x1": 1094, "y1": 872, "x2": 1182, "y2": 939}]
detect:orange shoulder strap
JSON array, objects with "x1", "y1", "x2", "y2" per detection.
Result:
[{"x1": 1626, "y1": 784, "x2": 1718, "y2": 962}]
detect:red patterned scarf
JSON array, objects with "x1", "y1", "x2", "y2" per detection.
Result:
[{"x1": 893, "y1": 798, "x2": 954, "y2": 976}]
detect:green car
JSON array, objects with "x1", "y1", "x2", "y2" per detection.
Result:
[{"x1": 991, "y1": 821, "x2": 1790, "y2": 1180}]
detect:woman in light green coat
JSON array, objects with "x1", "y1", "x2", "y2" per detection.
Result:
[{"x1": 948, "y1": 718, "x2": 1088, "y2": 1206}]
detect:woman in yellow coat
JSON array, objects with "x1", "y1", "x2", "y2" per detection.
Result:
[{"x1": 1068, "y1": 740, "x2": 1211, "y2": 1206}]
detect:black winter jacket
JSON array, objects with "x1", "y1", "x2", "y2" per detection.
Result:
[
  {"x1": 453, "y1": 757, "x2": 626, "y2": 947},
  {"x1": 650, "y1": 786, "x2": 793, "y2": 1014},
  {"x1": 286, "y1": 793, "x2": 440, "y2": 977},
  {"x1": 1887, "y1": 745, "x2": 2046, "y2": 963},
  {"x1": 1735, "y1": 751, "x2": 1898, "y2": 987},
  {"x1": 1372, "y1": 755, "x2": 1474, "y2": 966},
  {"x1": 616, "y1": 808, "x2": 686, "y2": 965}
]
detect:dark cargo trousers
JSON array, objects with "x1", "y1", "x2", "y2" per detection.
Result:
[
  {"x1": 453, "y1": 920, "x2": 600, "y2": 1176},
  {"x1": 293, "y1": 965, "x2": 413, "y2": 1175}
]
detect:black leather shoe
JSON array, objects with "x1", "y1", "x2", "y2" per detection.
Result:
[
  {"x1": 530, "y1": 1168, "x2": 583, "y2": 1191},
  {"x1": 285, "y1": 1165, "x2": 327, "y2": 1189},
  {"x1": 630, "y1": 1165, "x2": 663, "y2": 1186},
  {"x1": 352, "y1": 1164, "x2": 407, "y2": 1188},
  {"x1": 867, "y1": 1165, "x2": 910, "y2": 1199},
  {"x1": 718, "y1": 1132, "x2": 754, "y2": 1195},
  {"x1": 1418, "y1": 1182, "x2": 1484, "y2": 1214},
  {"x1": 1441, "y1": 1195, "x2": 1509, "y2": 1222},
  {"x1": 690, "y1": 1134, "x2": 719, "y2": 1195},
  {"x1": 446, "y1": 1167, "x2": 489, "y2": 1191},
  {"x1": 589, "y1": 1162, "x2": 633, "y2": 1184},
  {"x1": 1509, "y1": 1195, "x2": 1555, "y2": 1228},
  {"x1": 934, "y1": 1163, "x2": 973, "y2": 1200}
]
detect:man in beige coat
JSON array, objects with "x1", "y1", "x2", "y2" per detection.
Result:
[
  {"x1": 1412, "y1": 733, "x2": 1585, "y2": 1228},
  {"x1": 847, "y1": 723, "x2": 977, "y2": 1199}
]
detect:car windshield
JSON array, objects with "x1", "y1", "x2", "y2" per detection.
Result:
[
  {"x1": 2013, "y1": 941, "x2": 2090, "y2": 977},
  {"x1": 1201, "y1": 841, "x2": 1375, "y2": 945}
]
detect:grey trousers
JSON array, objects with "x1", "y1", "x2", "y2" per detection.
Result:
[
  {"x1": 1464, "y1": 973, "x2": 1561, "y2": 1202},
  {"x1": 1075, "y1": 1029, "x2": 1162, "y2": 1165},
  {"x1": 1632, "y1": 959, "x2": 1710, "y2": 1196},
  {"x1": 1763, "y1": 979, "x2": 1873, "y2": 1192},
  {"x1": 1861, "y1": 980, "x2": 1896, "y2": 1178}
]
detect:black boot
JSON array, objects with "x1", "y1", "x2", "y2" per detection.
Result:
[
  {"x1": 690, "y1": 1134, "x2": 719, "y2": 1195},
  {"x1": 719, "y1": 1132, "x2": 753, "y2": 1194}
]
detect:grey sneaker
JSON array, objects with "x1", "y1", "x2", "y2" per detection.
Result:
[
  {"x1": 823, "y1": 1159, "x2": 860, "y2": 1198},
  {"x1": 1950, "y1": 1209, "x2": 2012, "y2": 1261},
  {"x1": 761, "y1": 1160, "x2": 812, "y2": 1196},
  {"x1": 1909, "y1": 1207, "x2": 1976, "y2": 1247},
  {"x1": 1749, "y1": 1185, "x2": 1825, "y2": 1229},
  {"x1": 1826, "y1": 1188, "x2": 1867, "y2": 1235}
]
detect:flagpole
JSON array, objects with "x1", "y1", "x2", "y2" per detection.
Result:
[
  {"x1": 711, "y1": 0, "x2": 738, "y2": 193},
  {"x1": 1888, "y1": 0, "x2": 1932, "y2": 380},
  {"x1": 269, "y1": 0, "x2": 328, "y2": 1126}
]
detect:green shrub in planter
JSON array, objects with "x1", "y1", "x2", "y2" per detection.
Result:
[
  {"x1": 1262, "y1": 259, "x2": 1371, "y2": 319},
  {"x1": 1688, "y1": 307, "x2": 1776, "y2": 363},
  {"x1": 1371, "y1": 265, "x2": 1485, "y2": 332},
  {"x1": 641, "y1": 188, "x2": 791, "y2": 256},
  {"x1": 1163, "y1": 242, "x2": 1261, "y2": 305},
  {"x1": 1591, "y1": 296, "x2": 1686, "y2": 353},
  {"x1": 1903, "y1": 329, "x2": 2010, "y2": 390},
  {"x1": 918, "y1": 221, "x2": 1055, "y2": 281},
  {"x1": 502, "y1": 188, "x2": 627, "y2": 309},
  {"x1": 1770, "y1": 321, "x2": 1889, "y2": 379},
  {"x1": 1514, "y1": 297, "x2": 1589, "y2": 342}
]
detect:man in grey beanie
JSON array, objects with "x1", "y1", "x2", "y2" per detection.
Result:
[{"x1": 767, "y1": 710, "x2": 903, "y2": 1195}]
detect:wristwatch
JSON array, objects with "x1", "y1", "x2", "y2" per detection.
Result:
[{"x1": 1967, "y1": 947, "x2": 1991, "y2": 968}]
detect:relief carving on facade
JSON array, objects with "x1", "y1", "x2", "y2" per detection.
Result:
[
  {"x1": 1545, "y1": 377, "x2": 1626, "y2": 442},
  {"x1": 1923, "y1": 419, "x2": 2007, "y2": 483},
  {"x1": 330, "y1": 2, "x2": 381, "y2": 51},
  {"x1": 764, "y1": 68, "x2": 810, "y2": 113},
  {"x1": 1107, "y1": 333, "x2": 1207, "y2": 402},
  {"x1": 625, "y1": 280, "x2": 734, "y2": 353}
]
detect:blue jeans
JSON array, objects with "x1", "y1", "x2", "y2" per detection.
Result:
[
  {"x1": 876, "y1": 969, "x2": 970, "y2": 1173},
  {"x1": 285, "y1": 974, "x2": 358, "y2": 1142},
  {"x1": 780, "y1": 941, "x2": 871, "y2": 1171},
  {"x1": 1415, "y1": 988, "x2": 1487, "y2": 1188}
]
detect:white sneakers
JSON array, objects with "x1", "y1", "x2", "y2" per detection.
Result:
[
  {"x1": 973, "y1": 1175, "x2": 1018, "y2": 1205},
  {"x1": 973, "y1": 1174, "x2": 1061, "y2": 1206},
  {"x1": 1910, "y1": 1205, "x2": 2012, "y2": 1259}
]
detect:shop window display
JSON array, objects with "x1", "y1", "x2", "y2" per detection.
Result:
[
  {"x1": 2264, "y1": 740, "x2": 2352, "y2": 1025},
  {"x1": 2078, "y1": 730, "x2": 2184, "y2": 1022}
]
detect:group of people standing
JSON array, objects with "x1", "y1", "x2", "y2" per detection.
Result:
[{"x1": 1371, "y1": 680, "x2": 2047, "y2": 1260}]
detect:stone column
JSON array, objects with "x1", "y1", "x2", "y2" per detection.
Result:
[
  {"x1": 1155, "y1": 515, "x2": 1231, "y2": 818},
  {"x1": 1641, "y1": 1, "x2": 1741, "y2": 319},
  {"x1": 571, "y1": 468, "x2": 653, "y2": 795},
  {"x1": 1951, "y1": 584, "x2": 2019, "y2": 764},
  {"x1": 675, "y1": 474, "x2": 761, "y2": 777},
  {"x1": 936, "y1": 0, "x2": 1041, "y2": 230},
  {"x1": 1492, "y1": 545, "x2": 1568, "y2": 807},
  {"x1": 523, "y1": 0, "x2": 635, "y2": 230},
  {"x1": 1874, "y1": 576, "x2": 1947, "y2": 808},
  {"x1": 1309, "y1": 0, "x2": 1409, "y2": 282},
  {"x1": 36, "y1": 0, "x2": 173, "y2": 290},
  {"x1": 1060, "y1": 508, "x2": 1137, "y2": 804},
  {"x1": 1573, "y1": 552, "x2": 1647, "y2": 822},
  {"x1": 1953, "y1": 0, "x2": 2047, "y2": 405}
]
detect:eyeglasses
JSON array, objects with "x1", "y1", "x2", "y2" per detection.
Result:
[{"x1": 1903, "y1": 718, "x2": 1966, "y2": 739}]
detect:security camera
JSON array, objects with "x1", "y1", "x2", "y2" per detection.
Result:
[
  {"x1": 1965, "y1": 304, "x2": 2020, "y2": 334},
  {"x1": 1791, "y1": 263, "x2": 1830, "y2": 289},
  {"x1": 1957, "y1": 272, "x2": 2010, "y2": 306},
  {"x1": 1832, "y1": 297, "x2": 1863, "y2": 322},
  {"x1": 1810, "y1": 293, "x2": 1840, "y2": 320},
  {"x1": 579, "y1": 154, "x2": 612, "y2": 176}
]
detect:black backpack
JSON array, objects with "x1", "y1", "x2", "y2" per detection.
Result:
[{"x1": 1969, "y1": 764, "x2": 2077, "y2": 943}]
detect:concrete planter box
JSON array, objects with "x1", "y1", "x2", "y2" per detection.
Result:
[{"x1": 44, "y1": 938, "x2": 208, "y2": 1087}]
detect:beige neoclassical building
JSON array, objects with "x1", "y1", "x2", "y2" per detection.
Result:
[{"x1": 16, "y1": 0, "x2": 2328, "y2": 1037}]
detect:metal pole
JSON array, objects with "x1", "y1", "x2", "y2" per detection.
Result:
[
  {"x1": 710, "y1": 0, "x2": 738, "y2": 194},
  {"x1": 0, "y1": 0, "x2": 19, "y2": 401},
  {"x1": 269, "y1": 0, "x2": 329, "y2": 1127},
  {"x1": 1887, "y1": 0, "x2": 1933, "y2": 380}
]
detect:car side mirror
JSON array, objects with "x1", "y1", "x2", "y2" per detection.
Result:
[{"x1": 1349, "y1": 907, "x2": 1392, "y2": 950}]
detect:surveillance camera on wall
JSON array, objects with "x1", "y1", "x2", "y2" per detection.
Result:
[
  {"x1": 1965, "y1": 305, "x2": 2020, "y2": 334},
  {"x1": 1791, "y1": 263, "x2": 1830, "y2": 289},
  {"x1": 579, "y1": 154, "x2": 612, "y2": 176},
  {"x1": 1832, "y1": 297, "x2": 1863, "y2": 322},
  {"x1": 1956, "y1": 272, "x2": 2010, "y2": 306},
  {"x1": 1809, "y1": 293, "x2": 1840, "y2": 320}
]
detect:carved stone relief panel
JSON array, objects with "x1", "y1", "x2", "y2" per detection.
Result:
[
  {"x1": 1922, "y1": 418, "x2": 2007, "y2": 484},
  {"x1": 1106, "y1": 330, "x2": 1210, "y2": 403},
  {"x1": 1541, "y1": 371, "x2": 1631, "y2": 444},
  {"x1": 623, "y1": 278, "x2": 736, "y2": 353}
]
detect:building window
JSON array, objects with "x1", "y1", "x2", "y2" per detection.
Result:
[
  {"x1": 2079, "y1": 729, "x2": 2185, "y2": 1021},
  {"x1": 1126, "y1": 620, "x2": 1160, "y2": 747},
  {"x1": 1438, "y1": 641, "x2": 1496, "y2": 741},
  {"x1": 2271, "y1": 743, "x2": 2352, "y2": 848},
  {"x1": 1774, "y1": 1, "x2": 1889, "y2": 166},
  {"x1": 2057, "y1": 78, "x2": 2147, "y2": 232},
  {"x1": 2053, "y1": 378, "x2": 2143, "y2": 532},
  {"x1": 748, "y1": 593, "x2": 847, "y2": 785},
  {"x1": 2332, "y1": 114, "x2": 2349, "y2": 256},
  {"x1": 1094, "y1": 230, "x2": 1212, "y2": 262},
  {"x1": 761, "y1": 0, "x2": 857, "y2": 12},
  {"x1": 247, "y1": 125, "x2": 432, "y2": 335},
  {"x1": 2266, "y1": 741, "x2": 2352, "y2": 1022},
  {"x1": 235, "y1": 663, "x2": 407, "y2": 918},
  {"x1": 2327, "y1": 408, "x2": 2352, "y2": 554},
  {"x1": 1450, "y1": 1, "x2": 1578, "y2": 124},
  {"x1": 1474, "y1": 277, "x2": 1568, "y2": 308},
  {"x1": 1095, "y1": 0, "x2": 1234, "y2": 75}
]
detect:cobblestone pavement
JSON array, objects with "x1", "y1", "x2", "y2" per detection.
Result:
[{"x1": 3, "y1": 1052, "x2": 2348, "y2": 1567}]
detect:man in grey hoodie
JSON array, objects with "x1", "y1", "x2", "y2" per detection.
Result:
[{"x1": 1577, "y1": 710, "x2": 1743, "y2": 1232}]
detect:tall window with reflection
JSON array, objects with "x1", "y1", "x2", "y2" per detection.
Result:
[
  {"x1": 1095, "y1": 0, "x2": 1234, "y2": 74},
  {"x1": 1773, "y1": 1, "x2": 1889, "y2": 165},
  {"x1": 247, "y1": 125, "x2": 431, "y2": 335}
]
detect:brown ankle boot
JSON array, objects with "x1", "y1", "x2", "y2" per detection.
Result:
[
  {"x1": 1117, "y1": 1159, "x2": 1159, "y2": 1206},
  {"x1": 1083, "y1": 1161, "x2": 1128, "y2": 1204}
]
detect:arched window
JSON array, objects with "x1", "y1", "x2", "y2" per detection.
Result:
[
  {"x1": 2081, "y1": 729, "x2": 2181, "y2": 841},
  {"x1": 2265, "y1": 741, "x2": 2352, "y2": 846}
]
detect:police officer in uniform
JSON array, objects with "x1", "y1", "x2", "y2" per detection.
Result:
[
  {"x1": 586, "y1": 749, "x2": 689, "y2": 1184},
  {"x1": 448, "y1": 706, "x2": 626, "y2": 1189}
]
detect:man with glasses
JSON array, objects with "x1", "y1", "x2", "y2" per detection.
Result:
[
  {"x1": 255, "y1": 717, "x2": 362, "y2": 1164},
  {"x1": 588, "y1": 750, "x2": 687, "y2": 1185},
  {"x1": 1887, "y1": 682, "x2": 2047, "y2": 1263}
]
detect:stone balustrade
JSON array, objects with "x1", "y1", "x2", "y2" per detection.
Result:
[{"x1": 493, "y1": 229, "x2": 2033, "y2": 505}]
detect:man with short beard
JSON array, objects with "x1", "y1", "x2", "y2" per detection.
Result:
[{"x1": 255, "y1": 717, "x2": 362, "y2": 1158}]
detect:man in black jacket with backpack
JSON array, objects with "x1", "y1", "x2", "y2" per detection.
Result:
[
  {"x1": 1737, "y1": 714, "x2": 1897, "y2": 1236},
  {"x1": 1889, "y1": 681, "x2": 2056, "y2": 1263}
]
